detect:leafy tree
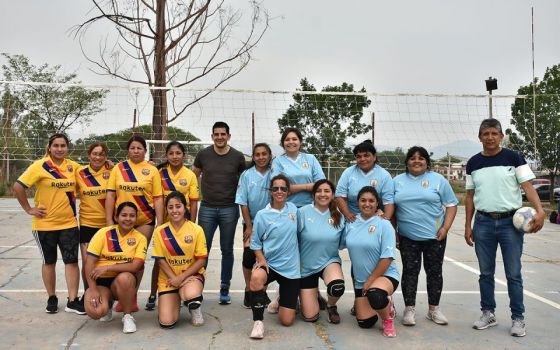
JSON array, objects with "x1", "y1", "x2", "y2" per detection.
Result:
[
  {"x1": 74, "y1": 0, "x2": 270, "y2": 153},
  {"x1": 506, "y1": 64, "x2": 560, "y2": 203},
  {"x1": 73, "y1": 124, "x2": 200, "y2": 163},
  {"x1": 278, "y1": 78, "x2": 372, "y2": 164},
  {"x1": 377, "y1": 147, "x2": 406, "y2": 176}
]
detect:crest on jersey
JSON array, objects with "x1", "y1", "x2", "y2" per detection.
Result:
[
  {"x1": 288, "y1": 213, "x2": 296, "y2": 221},
  {"x1": 127, "y1": 238, "x2": 136, "y2": 246},
  {"x1": 103, "y1": 172, "x2": 110, "y2": 180},
  {"x1": 421, "y1": 180, "x2": 429, "y2": 188},
  {"x1": 370, "y1": 179, "x2": 378, "y2": 187},
  {"x1": 179, "y1": 179, "x2": 187, "y2": 186},
  {"x1": 368, "y1": 225, "x2": 376, "y2": 233},
  {"x1": 328, "y1": 218, "x2": 334, "y2": 226},
  {"x1": 67, "y1": 165, "x2": 74, "y2": 172},
  {"x1": 142, "y1": 168, "x2": 150, "y2": 176},
  {"x1": 302, "y1": 162, "x2": 309, "y2": 169},
  {"x1": 185, "y1": 235, "x2": 193, "y2": 244}
]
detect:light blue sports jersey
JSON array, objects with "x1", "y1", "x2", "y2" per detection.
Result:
[
  {"x1": 250, "y1": 202, "x2": 300, "y2": 279},
  {"x1": 341, "y1": 215, "x2": 400, "y2": 288},
  {"x1": 335, "y1": 164, "x2": 394, "y2": 214},
  {"x1": 271, "y1": 153, "x2": 326, "y2": 207},
  {"x1": 393, "y1": 171, "x2": 458, "y2": 241},
  {"x1": 235, "y1": 167, "x2": 271, "y2": 221},
  {"x1": 297, "y1": 204, "x2": 344, "y2": 277}
]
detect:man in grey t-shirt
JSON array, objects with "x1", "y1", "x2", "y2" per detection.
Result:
[{"x1": 193, "y1": 121, "x2": 246, "y2": 304}]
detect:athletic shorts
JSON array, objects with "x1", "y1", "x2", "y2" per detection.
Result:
[
  {"x1": 242, "y1": 247, "x2": 256, "y2": 270},
  {"x1": 96, "y1": 277, "x2": 116, "y2": 289},
  {"x1": 158, "y1": 273, "x2": 205, "y2": 297},
  {"x1": 33, "y1": 227, "x2": 79, "y2": 264},
  {"x1": 263, "y1": 268, "x2": 300, "y2": 310},
  {"x1": 300, "y1": 262, "x2": 342, "y2": 290},
  {"x1": 79, "y1": 226, "x2": 101, "y2": 244},
  {"x1": 354, "y1": 276, "x2": 400, "y2": 298}
]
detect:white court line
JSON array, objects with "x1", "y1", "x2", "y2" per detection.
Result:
[
  {"x1": 0, "y1": 289, "x2": 512, "y2": 294},
  {"x1": 445, "y1": 255, "x2": 560, "y2": 310}
]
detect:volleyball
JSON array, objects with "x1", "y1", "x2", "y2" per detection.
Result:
[{"x1": 512, "y1": 207, "x2": 537, "y2": 233}]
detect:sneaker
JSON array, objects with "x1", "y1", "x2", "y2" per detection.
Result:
[
  {"x1": 65, "y1": 297, "x2": 86, "y2": 315},
  {"x1": 145, "y1": 295, "x2": 156, "y2": 311},
  {"x1": 473, "y1": 310, "x2": 498, "y2": 330},
  {"x1": 250, "y1": 320, "x2": 264, "y2": 339},
  {"x1": 267, "y1": 295, "x2": 279, "y2": 314},
  {"x1": 318, "y1": 293, "x2": 328, "y2": 311},
  {"x1": 45, "y1": 295, "x2": 58, "y2": 314},
  {"x1": 100, "y1": 308, "x2": 113, "y2": 322},
  {"x1": 122, "y1": 314, "x2": 137, "y2": 334},
  {"x1": 350, "y1": 306, "x2": 356, "y2": 316},
  {"x1": 510, "y1": 319, "x2": 526, "y2": 337},
  {"x1": 402, "y1": 306, "x2": 416, "y2": 326},
  {"x1": 382, "y1": 318, "x2": 397, "y2": 337},
  {"x1": 426, "y1": 306, "x2": 448, "y2": 325},
  {"x1": 115, "y1": 296, "x2": 139, "y2": 313},
  {"x1": 326, "y1": 305, "x2": 341, "y2": 324},
  {"x1": 243, "y1": 290, "x2": 251, "y2": 309},
  {"x1": 219, "y1": 283, "x2": 231, "y2": 305},
  {"x1": 190, "y1": 306, "x2": 204, "y2": 326}
]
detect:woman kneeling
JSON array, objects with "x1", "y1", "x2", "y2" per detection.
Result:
[
  {"x1": 152, "y1": 191, "x2": 207, "y2": 328},
  {"x1": 84, "y1": 202, "x2": 147, "y2": 334}
]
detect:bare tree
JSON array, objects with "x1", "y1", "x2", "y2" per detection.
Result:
[{"x1": 74, "y1": 0, "x2": 270, "y2": 151}]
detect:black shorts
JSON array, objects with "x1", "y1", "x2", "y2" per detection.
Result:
[
  {"x1": 96, "y1": 277, "x2": 116, "y2": 289},
  {"x1": 79, "y1": 226, "x2": 101, "y2": 244},
  {"x1": 242, "y1": 247, "x2": 256, "y2": 270},
  {"x1": 300, "y1": 262, "x2": 342, "y2": 289},
  {"x1": 33, "y1": 227, "x2": 79, "y2": 264},
  {"x1": 353, "y1": 276, "x2": 400, "y2": 298},
  {"x1": 264, "y1": 268, "x2": 300, "y2": 310}
]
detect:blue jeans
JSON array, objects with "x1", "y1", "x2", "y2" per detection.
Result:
[
  {"x1": 198, "y1": 205, "x2": 240, "y2": 286},
  {"x1": 473, "y1": 212, "x2": 525, "y2": 320}
]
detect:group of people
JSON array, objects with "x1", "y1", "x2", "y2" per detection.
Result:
[{"x1": 14, "y1": 118, "x2": 546, "y2": 339}]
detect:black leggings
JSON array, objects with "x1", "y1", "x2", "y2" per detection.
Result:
[{"x1": 399, "y1": 235, "x2": 446, "y2": 306}]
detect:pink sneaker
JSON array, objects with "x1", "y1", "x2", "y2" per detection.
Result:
[{"x1": 382, "y1": 318, "x2": 397, "y2": 337}]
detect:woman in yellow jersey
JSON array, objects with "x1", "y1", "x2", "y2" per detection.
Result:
[
  {"x1": 84, "y1": 202, "x2": 147, "y2": 334},
  {"x1": 76, "y1": 143, "x2": 112, "y2": 290},
  {"x1": 105, "y1": 135, "x2": 164, "y2": 311},
  {"x1": 146, "y1": 141, "x2": 200, "y2": 310},
  {"x1": 151, "y1": 191, "x2": 207, "y2": 328},
  {"x1": 13, "y1": 133, "x2": 84, "y2": 315}
]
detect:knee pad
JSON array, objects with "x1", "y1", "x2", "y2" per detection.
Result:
[
  {"x1": 303, "y1": 312, "x2": 320, "y2": 323},
  {"x1": 183, "y1": 295, "x2": 203, "y2": 310},
  {"x1": 357, "y1": 315, "x2": 379, "y2": 328},
  {"x1": 251, "y1": 290, "x2": 267, "y2": 310},
  {"x1": 366, "y1": 288, "x2": 389, "y2": 310},
  {"x1": 159, "y1": 320, "x2": 177, "y2": 329},
  {"x1": 326, "y1": 279, "x2": 345, "y2": 298}
]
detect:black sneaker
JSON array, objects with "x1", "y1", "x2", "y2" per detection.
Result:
[
  {"x1": 46, "y1": 295, "x2": 58, "y2": 314},
  {"x1": 65, "y1": 297, "x2": 86, "y2": 315},
  {"x1": 145, "y1": 295, "x2": 156, "y2": 311},
  {"x1": 318, "y1": 293, "x2": 328, "y2": 311},
  {"x1": 243, "y1": 290, "x2": 251, "y2": 309},
  {"x1": 327, "y1": 305, "x2": 341, "y2": 324}
]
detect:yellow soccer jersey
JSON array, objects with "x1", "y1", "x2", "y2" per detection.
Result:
[
  {"x1": 107, "y1": 160, "x2": 163, "y2": 226},
  {"x1": 16, "y1": 156, "x2": 79, "y2": 231},
  {"x1": 76, "y1": 165, "x2": 111, "y2": 228},
  {"x1": 159, "y1": 165, "x2": 200, "y2": 206},
  {"x1": 151, "y1": 221, "x2": 207, "y2": 292},
  {"x1": 87, "y1": 225, "x2": 147, "y2": 278}
]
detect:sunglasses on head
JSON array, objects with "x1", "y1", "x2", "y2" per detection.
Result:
[{"x1": 271, "y1": 186, "x2": 288, "y2": 193}]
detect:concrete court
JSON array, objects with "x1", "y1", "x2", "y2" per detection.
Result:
[{"x1": 0, "y1": 197, "x2": 559, "y2": 350}]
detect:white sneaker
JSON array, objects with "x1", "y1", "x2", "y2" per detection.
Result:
[
  {"x1": 122, "y1": 314, "x2": 136, "y2": 334},
  {"x1": 267, "y1": 295, "x2": 279, "y2": 314},
  {"x1": 250, "y1": 320, "x2": 264, "y2": 339},
  {"x1": 426, "y1": 306, "x2": 448, "y2": 325},
  {"x1": 99, "y1": 308, "x2": 113, "y2": 322},
  {"x1": 402, "y1": 306, "x2": 416, "y2": 326},
  {"x1": 190, "y1": 306, "x2": 204, "y2": 326}
]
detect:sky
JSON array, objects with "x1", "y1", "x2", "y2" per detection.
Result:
[{"x1": 1, "y1": 0, "x2": 559, "y2": 160}]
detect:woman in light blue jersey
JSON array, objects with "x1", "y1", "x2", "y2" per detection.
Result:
[
  {"x1": 393, "y1": 146, "x2": 457, "y2": 327},
  {"x1": 341, "y1": 186, "x2": 400, "y2": 338},
  {"x1": 248, "y1": 174, "x2": 300, "y2": 339},
  {"x1": 271, "y1": 128, "x2": 325, "y2": 208},
  {"x1": 235, "y1": 143, "x2": 273, "y2": 308},
  {"x1": 298, "y1": 179, "x2": 345, "y2": 324},
  {"x1": 336, "y1": 140, "x2": 395, "y2": 222}
]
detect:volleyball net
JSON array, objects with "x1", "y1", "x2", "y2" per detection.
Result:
[{"x1": 0, "y1": 81, "x2": 556, "y2": 182}]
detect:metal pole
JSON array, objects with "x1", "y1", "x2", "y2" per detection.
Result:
[
  {"x1": 371, "y1": 112, "x2": 375, "y2": 144},
  {"x1": 252, "y1": 112, "x2": 255, "y2": 149},
  {"x1": 488, "y1": 90, "x2": 493, "y2": 118}
]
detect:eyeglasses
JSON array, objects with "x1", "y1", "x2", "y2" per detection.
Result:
[{"x1": 271, "y1": 186, "x2": 288, "y2": 193}]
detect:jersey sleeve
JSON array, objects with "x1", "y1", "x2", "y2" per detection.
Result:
[
  {"x1": 250, "y1": 212, "x2": 265, "y2": 251},
  {"x1": 438, "y1": 176, "x2": 459, "y2": 207},
  {"x1": 194, "y1": 225, "x2": 208, "y2": 259},
  {"x1": 235, "y1": 171, "x2": 249, "y2": 206},
  {"x1": 310, "y1": 155, "x2": 326, "y2": 181},
  {"x1": 151, "y1": 227, "x2": 164, "y2": 259},
  {"x1": 86, "y1": 229, "x2": 105, "y2": 257},
  {"x1": 335, "y1": 168, "x2": 350, "y2": 197},
  {"x1": 186, "y1": 170, "x2": 200, "y2": 201},
  {"x1": 152, "y1": 168, "x2": 163, "y2": 197},
  {"x1": 270, "y1": 157, "x2": 282, "y2": 178},
  {"x1": 107, "y1": 167, "x2": 118, "y2": 192},
  {"x1": 16, "y1": 160, "x2": 41, "y2": 188},
  {"x1": 379, "y1": 221, "x2": 397, "y2": 260},
  {"x1": 379, "y1": 174, "x2": 395, "y2": 205},
  {"x1": 134, "y1": 234, "x2": 148, "y2": 262}
]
